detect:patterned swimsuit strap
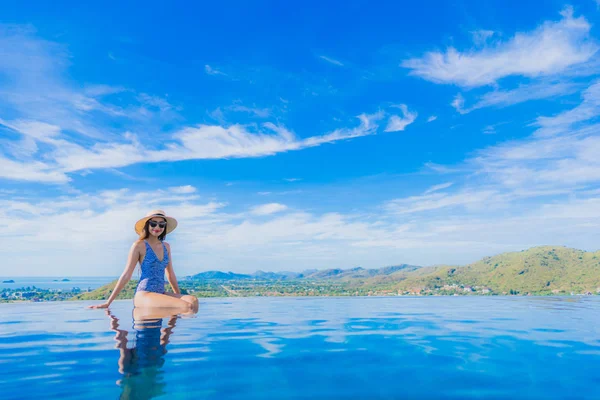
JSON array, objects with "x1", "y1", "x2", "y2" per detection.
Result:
[
  {"x1": 161, "y1": 242, "x2": 168, "y2": 262},
  {"x1": 143, "y1": 240, "x2": 152, "y2": 259}
]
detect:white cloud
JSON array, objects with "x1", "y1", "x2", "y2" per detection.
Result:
[
  {"x1": 204, "y1": 64, "x2": 226, "y2": 76},
  {"x1": 455, "y1": 81, "x2": 580, "y2": 114},
  {"x1": 0, "y1": 24, "x2": 188, "y2": 180},
  {"x1": 229, "y1": 105, "x2": 271, "y2": 118},
  {"x1": 444, "y1": 80, "x2": 600, "y2": 195},
  {"x1": 367, "y1": 78, "x2": 600, "y2": 262},
  {"x1": 0, "y1": 25, "x2": 153, "y2": 141},
  {"x1": 0, "y1": 25, "x2": 394, "y2": 183},
  {"x1": 251, "y1": 203, "x2": 288, "y2": 216},
  {"x1": 208, "y1": 107, "x2": 226, "y2": 124},
  {"x1": 471, "y1": 30, "x2": 495, "y2": 46},
  {"x1": 5, "y1": 78, "x2": 600, "y2": 273},
  {"x1": 402, "y1": 7, "x2": 598, "y2": 87},
  {"x1": 0, "y1": 25, "x2": 405, "y2": 185},
  {"x1": 427, "y1": 115, "x2": 438, "y2": 122},
  {"x1": 0, "y1": 119, "x2": 61, "y2": 140},
  {"x1": 5, "y1": 183, "x2": 600, "y2": 276},
  {"x1": 0, "y1": 156, "x2": 69, "y2": 183},
  {"x1": 384, "y1": 104, "x2": 417, "y2": 132},
  {"x1": 301, "y1": 112, "x2": 383, "y2": 146},
  {"x1": 386, "y1": 190, "x2": 499, "y2": 215},
  {"x1": 0, "y1": 112, "x2": 384, "y2": 182},
  {"x1": 7, "y1": 19, "x2": 600, "y2": 275},
  {"x1": 137, "y1": 93, "x2": 174, "y2": 111},
  {"x1": 424, "y1": 182, "x2": 453, "y2": 194},
  {"x1": 83, "y1": 84, "x2": 126, "y2": 97},
  {"x1": 169, "y1": 185, "x2": 197, "y2": 194},
  {"x1": 174, "y1": 112, "x2": 380, "y2": 160},
  {"x1": 51, "y1": 138, "x2": 146, "y2": 172},
  {"x1": 319, "y1": 55, "x2": 344, "y2": 66},
  {"x1": 451, "y1": 94, "x2": 466, "y2": 114},
  {"x1": 533, "y1": 80, "x2": 600, "y2": 136},
  {"x1": 473, "y1": 129, "x2": 600, "y2": 190},
  {"x1": 424, "y1": 162, "x2": 462, "y2": 174},
  {"x1": 482, "y1": 125, "x2": 496, "y2": 135}
]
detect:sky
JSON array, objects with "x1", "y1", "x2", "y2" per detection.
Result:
[{"x1": 2, "y1": 1, "x2": 600, "y2": 277}]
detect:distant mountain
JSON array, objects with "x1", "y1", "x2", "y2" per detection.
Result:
[
  {"x1": 377, "y1": 265, "x2": 420, "y2": 275},
  {"x1": 186, "y1": 264, "x2": 422, "y2": 282},
  {"x1": 180, "y1": 246, "x2": 600, "y2": 295},
  {"x1": 296, "y1": 264, "x2": 420, "y2": 280},
  {"x1": 252, "y1": 270, "x2": 303, "y2": 280},
  {"x1": 304, "y1": 268, "x2": 346, "y2": 279},
  {"x1": 371, "y1": 246, "x2": 600, "y2": 295},
  {"x1": 190, "y1": 271, "x2": 252, "y2": 280}
]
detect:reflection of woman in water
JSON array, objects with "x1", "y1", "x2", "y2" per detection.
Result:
[
  {"x1": 89, "y1": 210, "x2": 198, "y2": 312},
  {"x1": 107, "y1": 308, "x2": 178, "y2": 400}
]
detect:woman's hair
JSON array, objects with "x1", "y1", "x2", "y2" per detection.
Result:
[{"x1": 137, "y1": 218, "x2": 168, "y2": 242}]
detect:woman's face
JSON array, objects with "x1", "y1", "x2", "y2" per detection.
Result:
[{"x1": 147, "y1": 217, "x2": 167, "y2": 237}]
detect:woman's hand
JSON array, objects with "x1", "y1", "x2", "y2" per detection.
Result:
[{"x1": 88, "y1": 302, "x2": 110, "y2": 309}]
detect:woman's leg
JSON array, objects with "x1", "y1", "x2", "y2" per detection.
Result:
[
  {"x1": 134, "y1": 291, "x2": 195, "y2": 312},
  {"x1": 133, "y1": 306, "x2": 184, "y2": 321},
  {"x1": 164, "y1": 292, "x2": 199, "y2": 312}
]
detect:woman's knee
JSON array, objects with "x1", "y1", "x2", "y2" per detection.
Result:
[
  {"x1": 181, "y1": 295, "x2": 199, "y2": 312},
  {"x1": 181, "y1": 295, "x2": 198, "y2": 304}
]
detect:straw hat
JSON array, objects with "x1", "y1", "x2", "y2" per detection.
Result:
[{"x1": 135, "y1": 210, "x2": 178, "y2": 235}]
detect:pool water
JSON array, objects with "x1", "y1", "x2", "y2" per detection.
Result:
[{"x1": 1, "y1": 296, "x2": 599, "y2": 399}]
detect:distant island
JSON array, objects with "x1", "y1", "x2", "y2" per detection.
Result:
[
  {"x1": 3, "y1": 246, "x2": 600, "y2": 303},
  {"x1": 52, "y1": 279, "x2": 70, "y2": 282},
  {"x1": 2, "y1": 280, "x2": 15, "y2": 284}
]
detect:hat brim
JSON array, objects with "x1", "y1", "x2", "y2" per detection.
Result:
[{"x1": 135, "y1": 215, "x2": 178, "y2": 235}]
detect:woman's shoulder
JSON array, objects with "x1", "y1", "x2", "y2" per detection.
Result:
[
  {"x1": 163, "y1": 241, "x2": 171, "y2": 250},
  {"x1": 131, "y1": 240, "x2": 147, "y2": 251}
]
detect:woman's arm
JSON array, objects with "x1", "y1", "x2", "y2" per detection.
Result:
[
  {"x1": 88, "y1": 242, "x2": 140, "y2": 309},
  {"x1": 164, "y1": 243, "x2": 181, "y2": 295}
]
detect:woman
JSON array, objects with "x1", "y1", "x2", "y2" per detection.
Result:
[{"x1": 89, "y1": 210, "x2": 198, "y2": 312}]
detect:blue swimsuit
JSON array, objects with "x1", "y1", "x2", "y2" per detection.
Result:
[{"x1": 136, "y1": 241, "x2": 169, "y2": 294}]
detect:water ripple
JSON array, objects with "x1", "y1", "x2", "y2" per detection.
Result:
[{"x1": 0, "y1": 296, "x2": 599, "y2": 399}]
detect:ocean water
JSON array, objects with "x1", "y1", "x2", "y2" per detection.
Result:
[
  {"x1": 1, "y1": 296, "x2": 599, "y2": 400},
  {"x1": 0, "y1": 277, "x2": 114, "y2": 290}
]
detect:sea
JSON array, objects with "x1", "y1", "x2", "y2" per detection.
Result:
[
  {"x1": 0, "y1": 296, "x2": 599, "y2": 399},
  {"x1": 0, "y1": 277, "x2": 115, "y2": 290}
]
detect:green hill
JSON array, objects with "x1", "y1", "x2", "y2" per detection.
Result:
[
  {"x1": 374, "y1": 246, "x2": 600, "y2": 295},
  {"x1": 69, "y1": 280, "x2": 139, "y2": 301}
]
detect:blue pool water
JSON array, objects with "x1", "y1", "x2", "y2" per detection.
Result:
[{"x1": 1, "y1": 296, "x2": 599, "y2": 399}]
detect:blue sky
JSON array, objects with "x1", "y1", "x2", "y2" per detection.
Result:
[{"x1": 2, "y1": 1, "x2": 600, "y2": 276}]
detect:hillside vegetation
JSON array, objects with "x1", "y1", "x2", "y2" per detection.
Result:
[
  {"x1": 376, "y1": 246, "x2": 600, "y2": 295},
  {"x1": 69, "y1": 280, "x2": 139, "y2": 301}
]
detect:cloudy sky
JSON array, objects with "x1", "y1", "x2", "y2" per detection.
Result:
[{"x1": 2, "y1": 1, "x2": 600, "y2": 277}]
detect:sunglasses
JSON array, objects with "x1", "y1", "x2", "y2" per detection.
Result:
[{"x1": 148, "y1": 221, "x2": 167, "y2": 229}]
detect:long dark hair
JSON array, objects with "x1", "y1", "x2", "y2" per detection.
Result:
[{"x1": 138, "y1": 218, "x2": 168, "y2": 242}]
